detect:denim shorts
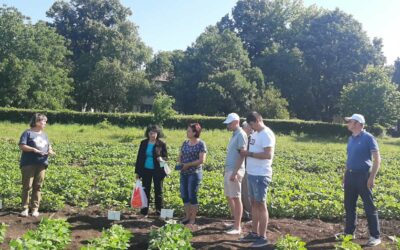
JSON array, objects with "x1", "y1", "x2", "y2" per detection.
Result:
[{"x1": 247, "y1": 174, "x2": 271, "y2": 202}]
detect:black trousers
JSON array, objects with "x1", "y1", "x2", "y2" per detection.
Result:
[
  {"x1": 344, "y1": 170, "x2": 380, "y2": 238},
  {"x1": 140, "y1": 168, "x2": 164, "y2": 215}
]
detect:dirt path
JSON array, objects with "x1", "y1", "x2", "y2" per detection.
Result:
[{"x1": 1, "y1": 207, "x2": 399, "y2": 249}]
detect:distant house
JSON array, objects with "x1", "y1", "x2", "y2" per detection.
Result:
[{"x1": 132, "y1": 75, "x2": 169, "y2": 112}]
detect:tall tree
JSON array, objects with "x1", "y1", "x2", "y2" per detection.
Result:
[
  {"x1": 340, "y1": 67, "x2": 400, "y2": 127},
  {"x1": 392, "y1": 57, "x2": 400, "y2": 87},
  {"x1": 0, "y1": 7, "x2": 73, "y2": 109},
  {"x1": 47, "y1": 0, "x2": 152, "y2": 111}
]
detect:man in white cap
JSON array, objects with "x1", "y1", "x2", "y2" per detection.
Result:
[
  {"x1": 341, "y1": 114, "x2": 381, "y2": 246},
  {"x1": 222, "y1": 113, "x2": 248, "y2": 235}
]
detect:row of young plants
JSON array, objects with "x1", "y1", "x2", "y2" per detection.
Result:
[{"x1": 0, "y1": 123, "x2": 399, "y2": 221}]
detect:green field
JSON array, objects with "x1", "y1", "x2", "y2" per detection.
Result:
[{"x1": 0, "y1": 121, "x2": 399, "y2": 220}]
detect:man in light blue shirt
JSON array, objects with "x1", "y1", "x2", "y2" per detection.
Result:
[{"x1": 223, "y1": 113, "x2": 247, "y2": 235}]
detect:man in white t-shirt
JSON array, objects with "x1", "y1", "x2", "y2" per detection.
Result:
[{"x1": 239, "y1": 111, "x2": 275, "y2": 248}]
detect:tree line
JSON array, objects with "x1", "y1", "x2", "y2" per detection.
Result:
[{"x1": 0, "y1": 0, "x2": 399, "y2": 127}]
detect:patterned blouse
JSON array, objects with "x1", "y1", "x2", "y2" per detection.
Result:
[{"x1": 180, "y1": 139, "x2": 207, "y2": 175}]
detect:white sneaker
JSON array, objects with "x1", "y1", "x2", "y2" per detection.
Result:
[
  {"x1": 225, "y1": 228, "x2": 241, "y2": 235},
  {"x1": 367, "y1": 236, "x2": 381, "y2": 246},
  {"x1": 20, "y1": 209, "x2": 29, "y2": 217},
  {"x1": 32, "y1": 209, "x2": 39, "y2": 217}
]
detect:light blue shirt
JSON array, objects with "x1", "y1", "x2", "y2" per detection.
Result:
[
  {"x1": 225, "y1": 128, "x2": 247, "y2": 172},
  {"x1": 144, "y1": 143, "x2": 155, "y2": 169}
]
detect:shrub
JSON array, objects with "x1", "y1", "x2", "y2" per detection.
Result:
[
  {"x1": 334, "y1": 235, "x2": 362, "y2": 250},
  {"x1": 368, "y1": 124, "x2": 386, "y2": 137},
  {"x1": 0, "y1": 223, "x2": 8, "y2": 244},
  {"x1": 0, "y1": 107, "x2": 349, "y2": 137},
  {"x1": 275, "y1": 234, "x2": 307, "y2": 250},
  {"x1": 81, "y1": 224, "x2": 132, "y2": 250},
  {"x1": 148, "y1": 221, "x2": 193, "y2": 250},
  {"x1": 9, "y1": 218, "x2": 71, "y2": 250}
]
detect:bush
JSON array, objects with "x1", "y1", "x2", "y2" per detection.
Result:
[
  {"x1": 368, "y1": 124, "x2": 386, "y2": 137},
  {"x1": 148, "y1": 221, "x2": 193, "y2": 250},
  {"x1": 334, "y1": 235, "x2": 361, "y2": 250},
  {"x1": 275, "y1": 234, "x2": 307, "y2": 250},
  {"x1": 9, "y1": 218, "x2": 71, "y2": 250},
  {"x1": 0, "y1": 107, "x2": 349, "y2": 136},
  {"x1": 81, "y1": 224, "x2": 132, "y2": 250},
  {"x1": 0, "y1": 223, "x2": 8, "y2": 244}
]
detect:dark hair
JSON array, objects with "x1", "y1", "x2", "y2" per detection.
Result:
[
  {"x1": 144, "y1": 124, "x2": 163, "y2": 139},
  {"x1": 246, "y1": 111, "x2": 263, "y2": 124},
  {"x1": 189, "y1": 123, "x2": 202, "y2": 138},
  {"x1": 29, "y1": 113, "x2": 47, "y2": 128}
]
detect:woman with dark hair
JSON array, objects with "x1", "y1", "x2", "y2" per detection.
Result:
[
  {"x1": 178, "y1": 123, "x2": 207, "y2": 224},
  {"x1": 135, "y1": 124, "x2": 168, "y2": 216},
  {"x1": 19, "y1": 113, "x2": 55, "y2": 217}
]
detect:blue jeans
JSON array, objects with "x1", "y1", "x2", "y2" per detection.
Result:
[
  {"x1": 180, "y1": 171, "x2": 202, "y2": 205},
  {"x1": 344, "y1": 170, "x2": 380, "y2": 238},
  {"x1": 247, "y1": 174, "x2": 271, "y2": 202}
]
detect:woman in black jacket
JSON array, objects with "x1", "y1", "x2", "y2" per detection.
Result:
[{"x1": 135, "y1": 124, "x2": 167, "y2": 216}]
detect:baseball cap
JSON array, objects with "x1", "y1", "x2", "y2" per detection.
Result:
[
  {"x1": 344, "y1": 114, "x2": 365, "y2": 124},
  {"x1": 223, "y1": 113, "x2": 240, "y2": 124}
]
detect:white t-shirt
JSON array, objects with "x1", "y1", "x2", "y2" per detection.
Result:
[{"x1": 246, "y1": 126, "x2": 275, "y2": 177}]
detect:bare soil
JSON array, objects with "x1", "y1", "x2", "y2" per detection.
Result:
[{"x1": 1, "y1": 206, "x2": 399, "y2": 250}]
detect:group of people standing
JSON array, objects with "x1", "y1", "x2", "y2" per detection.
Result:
[{"x1": 17, "y1": 111, "x2": 382, "y2": 247}]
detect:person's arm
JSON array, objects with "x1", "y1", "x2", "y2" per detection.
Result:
[
  {"x1": 240, "y1": 147, "x2": 274, "y2": 159},
  {"x1": 48, "y1": 144, "x2": 56, "y2": 156},
  {"x1": 367, "y1": 150, "x2": 381, "y2": 189},
  {"x1": 182, "y1": 152, "x2": 206, "y2": 170},
  {"x1": 19, "y1": 144, "x2": 45, "y2": 155},
  {"x1": 135, "y1": 141, "x2": 144, "y2": 179},
  {"x1": 230, "y1": 147, "x2": 245, "y2": 181}
]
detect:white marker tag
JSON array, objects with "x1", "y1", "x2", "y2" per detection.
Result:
[
  {"x1": 160, "y1": 209, "x2": 174, "y2": 219},
  {"x1": 107, "y1": 210, "x2": 121, "y2": 220}
]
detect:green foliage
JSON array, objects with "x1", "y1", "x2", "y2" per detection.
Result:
[
  {"x1": 81, "y1": 224, "x2": 132, "y2": 250},
  {"x1": 9, "y1": 218, "x2": 71, "y2": 250},
  {"x1": 340, "y1": 67, "x2": 400, "y2": 127},
  {"x1": 275, "y1": 234, "x2": 307, "y2": 250},
  {"x1": 0, "y1": 6, "x2": 73, "y2": 110},
  {"x1": 334, "y1": 235, "x2": 362, "y2": 250},
  {"x1": 251, "y1": 85, "x2": 290, "y2": 119},
  {"x1": 148, "y1": 221, "x2": 193, "y2": 250},
  {"x1": 0, "y1": 107, "x2": 349, "y2": 137},
  {"x1": 368, "y1": 124, "x2": 386, "y2": 137},
  {"x1": 392, "y1": 57, "x2": 400, "y2": 86},
  {"x1": 152, "y1": 93, "x2": 177, "y2": 125},
  {"x1": 0, "y1": 223, "x2": 8, "y2": 244},
  {"x1": 47, "y1": 0, "x2": 152, "y2": 111},
  {"x1": 396, "y1": 236, "x2": 400, "y2": 249}
]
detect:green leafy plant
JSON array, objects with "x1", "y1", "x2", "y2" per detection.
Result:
[
  {"x1": 81, "y1": 224, "x2": 132, "y2": 250},
  {"x1": 9, "y1": 218, "x2": 71, "y2": 250},
  {"x1": 0, "y1": 223, "x2": 8, "y2": 244},
  {"x1": 148, "y1": 220, "x2": 193, "y2": 250},
  {"x1": 151, "y1": 93, "x2": 177, "y2": 125},
  {"x1": 335, "y1": 235, "x2": 362, "y2": 250},
  {"x1": 275, "y1": 234, "x2": 307, "y2": 250}
]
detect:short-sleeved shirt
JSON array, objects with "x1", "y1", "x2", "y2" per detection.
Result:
[
  {"x1": 144, "y1": 143, "x2": 155, "y2": 169},
  {"x1": 225, "y1": 128, "x2": 247, "y2": 173},
  {"x1": 180, "y1": 140, "x2": 207, "y2": 175},
  {"x1": 19, "y1": 129, "x2": 50, "y2": 167},
  {"x1": 346, "y1": 131, "x2": 379, "y2": 172},
  {"x1": 246, "y1": 126, "x2": 275, "y2": 177}
]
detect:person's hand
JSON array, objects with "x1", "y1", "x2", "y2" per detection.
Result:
[
  {"x1": 33, "y1": 148, "x2": 46, "y2": 156},
  {"x1": 136, "y1": 174, "x2": 141, "y2": 180},
  {"x1": 230, "y1": 172, "x2": 238, "y2": 182},
  {"x1": 367, "y1": 176, "x2": 375, "y2": 189},
  {"x1": 181, "y1": 163, "x2": 189, "y2": 171},
  {"x1": 48, "y1": 149, "x2": 56, "y2": 156},
  {"x1": 239, "y1": 149, "x2": 248, "y2": 157}
]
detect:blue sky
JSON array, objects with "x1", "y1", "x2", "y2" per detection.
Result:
[{"x1": 1, "y1": 0, "x2": 399, "y2": 64}]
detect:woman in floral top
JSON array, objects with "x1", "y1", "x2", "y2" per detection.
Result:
[{"x1": 178, "y1": 123, "x2": 207, "y2": 224}]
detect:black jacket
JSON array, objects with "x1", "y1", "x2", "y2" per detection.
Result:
[{"x1": 135, "y1": 139, "x2": 168, "y2": 178}]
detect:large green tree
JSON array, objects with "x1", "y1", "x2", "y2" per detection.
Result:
[
  {"x1": 0, "y1": 7, "x2": 73, "y2": 109},
  {"x1": 392, "y1": 57, "x2": 400, "y2": 87},
  {"x1": 340, "y1": 67, "x2": 400, "y2": 127},
  {"x1": 47, "y1": 0, "x2": 152, "y2": 111}
]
